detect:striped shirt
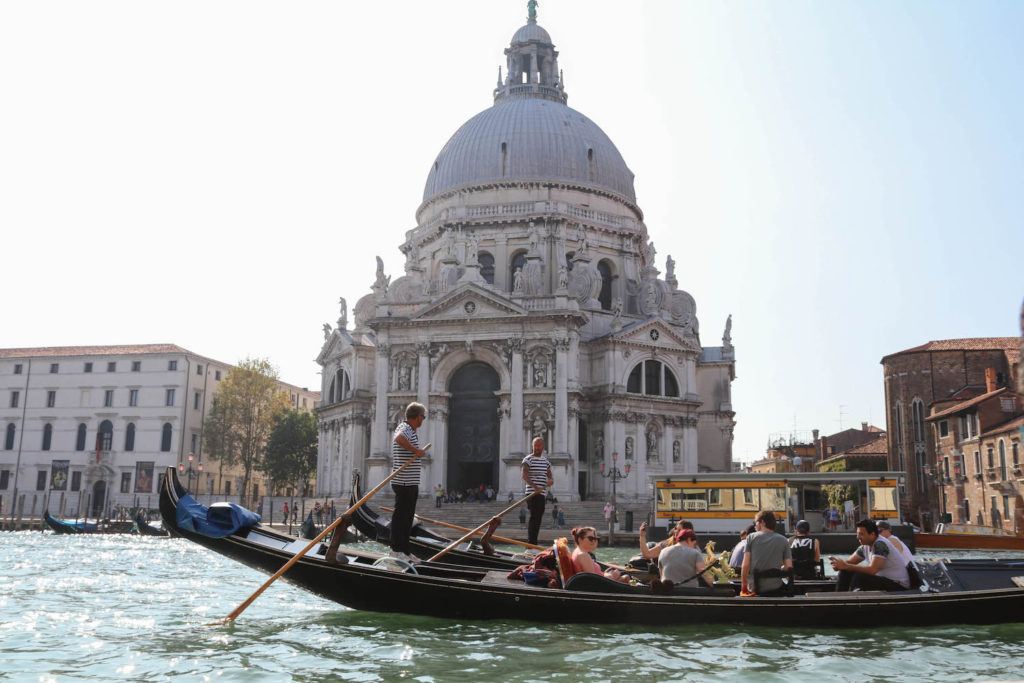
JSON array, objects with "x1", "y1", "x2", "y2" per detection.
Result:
[
  {"x1": 391, "y1": 421, "x2": 421, "y2": 486},
  {"x1": 522, "y1": 454, "x2": 551, "y2": 495}
]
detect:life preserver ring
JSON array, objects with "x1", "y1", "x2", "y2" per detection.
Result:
[{"x1": 554, "y1": 537, "x2": 576, "y2": 587}]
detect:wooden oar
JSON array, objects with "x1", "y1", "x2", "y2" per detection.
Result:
[
  {"x1": 381, "y1": 507, "x2": 545, "y2": 551},
  {"x1": 210, "y1": 444, "x2": 430, "y2": 625},
  {"x1": 427, "y1": 490, "x2": 541, "y2": 562}
]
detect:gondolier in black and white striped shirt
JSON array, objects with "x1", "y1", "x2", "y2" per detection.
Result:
[
  {"x1": 390, "y1": 402, "x2": 427, "y2": 561},
  {"x1": 521, "y1": 436, "x2": 554, "y2": 545}
]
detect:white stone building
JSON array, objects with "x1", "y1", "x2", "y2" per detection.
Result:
[
  {"x1": 0, "y1": 344, "x2": 318, "y2": 519},
  {"x1": 316, "y1": 7, "x2": 736, "y2": 503}
]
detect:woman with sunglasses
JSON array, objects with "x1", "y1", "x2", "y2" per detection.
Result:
[{"x1": 570, "y1": 526, "x2": 627, "y2": 582}]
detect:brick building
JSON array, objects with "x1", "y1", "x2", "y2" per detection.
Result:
[
  {"x1": 926, "y1": 378, "x2": 1023, "y2": 532},
  {"x1": 880, "y1": 337, "x2": 1020, "y2": 528}
]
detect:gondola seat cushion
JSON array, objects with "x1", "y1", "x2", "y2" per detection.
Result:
[{"x1": 176, "y1": 495, "x2": 261, "y2": 538}]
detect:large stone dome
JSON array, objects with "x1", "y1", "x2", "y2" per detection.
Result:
[{"x1": 421, "y1": 97, "x2": 637, "y2": 206}]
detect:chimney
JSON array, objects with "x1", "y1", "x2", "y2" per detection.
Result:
[
  {"x1": 861, "y1": 421, "x2": 868, "y2": 431},
  {"x1": 985, "y1": 368, "x2": 997, "y2": 393},
  {"x1": 812, "y1": 429, "x2": 819, "y2": 441},
  {"x1": 820, "y1": 436, "x2": 828, "y2": 460}
]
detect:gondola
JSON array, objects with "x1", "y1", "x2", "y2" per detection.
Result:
[
  {"x1": 134, "y1": 513, "x2": 170, "y2": 537},
  {"x1": 43, "y1": 510, "x2": 135, "y2": 534},
  {"x1": 160, "y1": 467, "x2": 1024, "y2": 627},
  {"x1": 348, "y1": 474, "x2": 528, "y2": 570}
]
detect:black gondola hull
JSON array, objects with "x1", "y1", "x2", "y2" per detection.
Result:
[{"x1": 160, "y1": 468, "x2": 1024, "y2": 627}]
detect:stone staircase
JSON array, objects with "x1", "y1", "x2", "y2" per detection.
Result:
[{"x1": 370, "y1": 494, "x2": 653, "y2": 545}]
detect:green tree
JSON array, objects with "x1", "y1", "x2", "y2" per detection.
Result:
[
  {"x1": 203, "y1": 358, "x2": 290, "y2": 506},
  {"x1": 262, "y1": 409, "x2": 318, "y2": 497}
]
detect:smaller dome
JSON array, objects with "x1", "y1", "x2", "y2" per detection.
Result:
[{"x1": 511, "y1": 22, "x2": 551, "y2": 44}]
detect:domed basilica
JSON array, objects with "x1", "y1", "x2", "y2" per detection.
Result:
[{"x1": 316, "y1": 3, "x2": 736, "y2": 502}]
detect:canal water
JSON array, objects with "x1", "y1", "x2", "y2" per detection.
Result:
[{"x1": 2, "y1": 531, "x2": 1023, "y2": 681}]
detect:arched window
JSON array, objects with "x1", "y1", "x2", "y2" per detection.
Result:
[
  {"x1": 892, "y1": 402, "x2": 904, "y2": 473},
  {"x1": 76, "y1": 423, "x2": 87, "y2": 451},
  {"x1": 597, "y1": 260, "x2": 613, "y2": 310},
  {"x1": 509, "y1": 250, "x2": 527, "y2": 292},
  {"x1": 911, "y1": 399, "x2": 926, "y2": 443},
  {"x1": 337, "y1": 369, "x2": 350, "y2": 400},
  {"x1": 3, "y1": 424, "x2": 13, "y2": 450},
  {"x1": 161, "y1": 423, "x2": 173, "y2": 452},
  {"x1": 42, "y1": 423, "x2": 53, "y2": 451},
  {"x1": 626, "y1": 360, "x2": 680, "y2": 397},
  {"x1": 998, "y1": 440, "x2": 1007, "y2": 479},
  {"x1": 479, "y1": 252, "x2": 495, "y2": 285},
  {"x1": 328, "y1": 377, "x2": 336, "y2": 403},
  {"x1": 124, "y1": 423, "x2": 136, "y2": 452},
  {"x1": 98, "y1": 420, "x2": 113, "y2": 451}
]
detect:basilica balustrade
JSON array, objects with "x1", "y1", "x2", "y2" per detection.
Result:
[{"x1": 427, "y1": 200, "x2": 636, "y2": 232}]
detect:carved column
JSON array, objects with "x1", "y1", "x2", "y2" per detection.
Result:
[
  {"x1": 554, "y1": 337, "x2": 569, "y2": 455},
  {"x1": 371, "y1": 343, "x2": 390, "y2": 457},
  {"x1": 510, "y1": 338, "x2": 524, "y2": 455}
]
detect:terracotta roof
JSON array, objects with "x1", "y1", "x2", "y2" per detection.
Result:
[
  {"x1": 838, "y1": 434, "x2": 889, "y2": 455},
  {"x1": 981, "y1": 414, "x2": 1024, "y2": 438},
  {"x1": 821, "y1": 426, "x2": 886, "y2": 455},
  {"x1": 0, "y1": 344, "x2": 193, "y2": 358},
  {"x1": 882, "y1": 337, "x2": 1020, "y2": 362},
  {"x1": 926, "y1": 387, "x2": 1009, "y2": 421}
]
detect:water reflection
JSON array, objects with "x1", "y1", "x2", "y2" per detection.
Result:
[{"x1": 1, "y1": 532, "x2": 1022, "y2": 681}]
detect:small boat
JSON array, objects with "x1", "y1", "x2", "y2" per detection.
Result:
[
  {"x1": 348, "y1": 474, "x2": 528, "y2": 570},
  {"x1": 915, "y1": 523, "x2": 1024, "y2": 551},
  {"x1": 43, "y1": 510, "x2": 134, "y2": 535},
  {"x1": 134, "y1": 513, "x2": 169, "y2": 537},
  {"x1": 160, "y1": 467, "x2": 1024, "y2": 627}
]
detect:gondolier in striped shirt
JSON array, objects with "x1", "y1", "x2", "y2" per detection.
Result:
[
  {"x1": 521, "y1": 436, "x2": 554, "y2": 545},
  {"x1": 390, "y1": 402, "x2": 427, "y2": 561}
]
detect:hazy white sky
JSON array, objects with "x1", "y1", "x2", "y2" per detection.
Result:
[{"x1": 3, "y1": 1, "x2": 1021, "y2": 465}]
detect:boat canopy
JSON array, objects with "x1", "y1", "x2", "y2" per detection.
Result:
[{"x1": 175, "y1": 495, "x2": 261, "y2": 538}]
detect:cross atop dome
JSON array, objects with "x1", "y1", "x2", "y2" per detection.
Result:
[{"x1": 494, "y1": 1, "x2": 567, "y2": 104}]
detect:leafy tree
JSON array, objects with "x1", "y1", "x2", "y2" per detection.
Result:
[
  {"x1": 262, "y1": 409, "x2": 318, "y2": 497},
  {"x1": 203, "y1": 358, "x2": 290, "y2": 506},
  {"x1": 202, "y1": 396, "x2": 237, "y2": 494}
]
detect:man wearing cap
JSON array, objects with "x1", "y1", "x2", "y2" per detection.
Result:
[
  {"x1": 658, "y1": 528, "x2": 713, "y2": 588},
  {"x1": 789, "y1": 519, "x2": 822, "y2": 580},
  {"x1": 830, "y1": 518, "x2": 910, "y2": 591},
  {"x1": 741, "y1": 510, "x2": 793, "y2": 595}
]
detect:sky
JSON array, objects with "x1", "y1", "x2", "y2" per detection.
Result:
[{"x1": 2, "y1": 1, "x2": 1022, "y2": 466}]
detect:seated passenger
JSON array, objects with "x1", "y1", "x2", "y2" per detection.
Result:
[
  {"x1": 570, "y1": 526, "x2": 627, "y2": 582},
  {"x1": 830, "y1": 519, "x2": 910, "y2": 592},
  {"x1": 789, "y1": 519, "x2": 822, "y2": 579},
  {"x1": 658, "y1": 529, "x2": 713, "y2": 588},
  {"x1": 637, "y1": 519, "x2": 692, "y2": 561},
  {"x1": 876, "y1": 520, "x2": 914, "y2": 564},
  {"x1": 741, "y1": 510, "x2": 794, "y2": 595},
  {"x1": 728, "y1": 524, "x2": 757, "y2": 571}
]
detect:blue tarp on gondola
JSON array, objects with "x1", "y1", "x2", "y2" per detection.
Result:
[{"x1": 176, "y1": 494, "x2": 261, "y2": 538}]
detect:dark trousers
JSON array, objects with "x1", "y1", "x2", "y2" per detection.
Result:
[
  {"x1": 390, "y1": 484, "x2": 418, "y2": 554},
  {"x1": 527, "y1": 493, "x2": 546, "y2": 545},
  {"x1": 835, "y1": 569, "x2": 907, "y2": 592}
]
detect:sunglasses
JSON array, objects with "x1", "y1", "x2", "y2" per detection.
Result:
[{"x1": 583, "y1": 535, "x2": 598, "y2": 542}]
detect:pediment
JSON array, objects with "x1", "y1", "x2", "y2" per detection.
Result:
[
  {"x1": 413, "y1": 283, "x2": 527, "y2": 321},
  {"x1": 317, "y1": 329, "x2": 357, "y2": 364},
  {"x1": 613, "y1": 319, "x2": 701, "y2": 353}
]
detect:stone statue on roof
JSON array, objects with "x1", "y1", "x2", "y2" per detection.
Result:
[{"x1": 528, "y1": 0, "x2": 539, "y2": 22}]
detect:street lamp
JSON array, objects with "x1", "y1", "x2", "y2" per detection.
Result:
[
  {"x1": 599, "y1": 451, "x2": 631, "y2": 540},
  {"x1": 178, "y1": 453, "x2": 203, "y2": 494}
]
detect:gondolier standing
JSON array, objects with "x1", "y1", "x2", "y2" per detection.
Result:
[
  {"x1": 390, "y1": 402, "x2": 428, "y2": 561},
  {"x1": 521, "y1": 436, "x2": 554, "y2": 545}
]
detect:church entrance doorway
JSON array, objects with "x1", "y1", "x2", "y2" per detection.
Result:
[
  {"x1": 447, "y1": 362, "x2": 500, "y2": 495},
  {"x1": 91, "y1": 479, "x2": 107, "y2": 518}
]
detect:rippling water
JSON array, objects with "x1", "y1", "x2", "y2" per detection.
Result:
[{"x1": 2, "y1": 532, "x2": 1023, "y2": 681}]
